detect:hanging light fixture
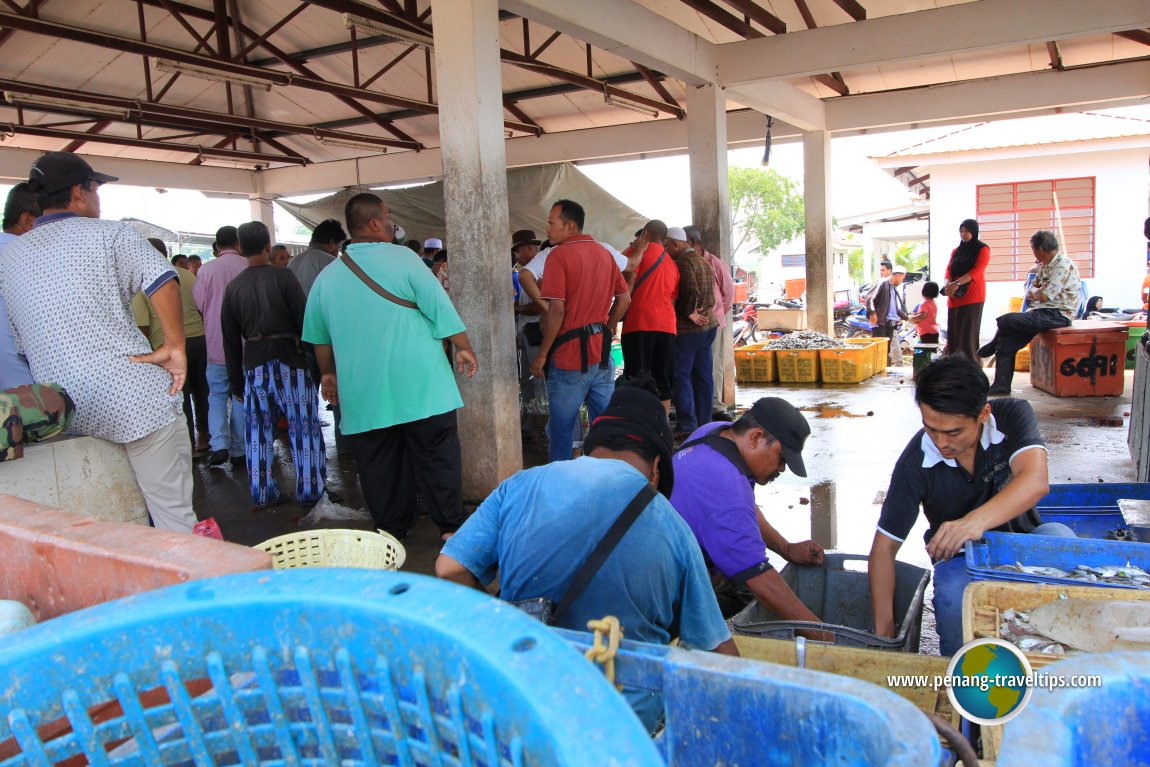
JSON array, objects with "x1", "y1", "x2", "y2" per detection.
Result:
[{"x1": 761, "y1": 115, "x2": 774, "y2": 167}]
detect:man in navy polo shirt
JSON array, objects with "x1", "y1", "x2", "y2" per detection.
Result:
[
  {"x1": 869, "y1": 355, "x2": 1074, "y2": 655},
  {"x1": 671, "y1": 397, "x2": 828, "y2": 632}
]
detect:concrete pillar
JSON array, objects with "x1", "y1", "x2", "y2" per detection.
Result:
[
  {"x1": 249, "y1": 172, "x2": 275, "y2": 230},
  {"x1": 803, "y1": 130, "x2": 833, "y2": 334},
  {"x1": 432, "y1": 0, "x2": 522, "y2": 501},
  {"x1": 687, "y1": 84, "x2": 735, "y2": 406},
  {"x1": 809, "y1": 480, "x2": 837, "y2": 551}
]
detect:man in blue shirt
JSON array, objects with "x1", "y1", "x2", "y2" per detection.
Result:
[{"x1": 437, "y1": 381, "x2": 735, "y2": 731}]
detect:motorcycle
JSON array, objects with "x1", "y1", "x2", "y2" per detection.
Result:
[
  {"x1": 733, "y1": 303, "x2": 760, "y2": 347},
  {"x1": 840, "y1": 309, "x2": 923, "y2": 358}
]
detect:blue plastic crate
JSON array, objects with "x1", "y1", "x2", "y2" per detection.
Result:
[
  {"x1": 997, "y1": 652, "x2": 1150, "y2": 766},
  {"x1": 1039, "y1": 510, "x2": 1131, "y2": 540},
  {"x1": 0, "y1": 570, "x2": 661, "y2": 767},
  {"x1": 554, "y1": 629, "x2": 942, "y2": 767},
  {"x1": 966, "y1": 532, "x2": 1150, "y2": 589},
  {"x1": 1038, "y1": 482, "x2": 1150, "y2": 511}
]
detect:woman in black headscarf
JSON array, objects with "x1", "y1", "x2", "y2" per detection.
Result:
[{"x1": 942, "y1": 218, "x2": 990, "y2": 359}]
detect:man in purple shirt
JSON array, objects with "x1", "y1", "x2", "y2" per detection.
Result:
[
  {"x1": 670, "y1": 397, "x2": 829, "y2": 635},
  {"x1": 192, "y1": 225, "x2": 247, "y2": 468}
]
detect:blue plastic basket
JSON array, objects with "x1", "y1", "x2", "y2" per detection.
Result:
[
  {"x1": 966, "y1": 532, "x2": 1150, "y2": 589},
  {"x1": 0, "y1": 570, "x2": 661, "y2": 767},
  {"x1": 555, "y1": 628, "x2": 941, "y2": 767},
  {"x1": 997, "y1": 652, "x2": 1150, "y2": 767},
  {"x1": 1037, "y1": 482, "x2": 1150, "y2": 511}
]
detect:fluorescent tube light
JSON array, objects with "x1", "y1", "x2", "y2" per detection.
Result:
[
  {"x1": 343, "y1": 13, "x2": 434, "y2": 48},
  {"x1": 604, "y1": 93, "x2": 659, "y2": 119},
  {"x1": 154, "y1": 59, "x2": 276, "y2": 91},
  {"x1": 316, "y1": 135, "x2": 389, "y2": 152},
  {"x1": 4, "y1": 92, "x2": 130, "y2": 119},
  {"x1": 197, "y1": 155, "x2": 267, "y2": 170}
]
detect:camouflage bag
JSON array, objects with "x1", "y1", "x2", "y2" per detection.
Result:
[{"x1": 0, "y1": 384, "x2": 76, "y2": 462}]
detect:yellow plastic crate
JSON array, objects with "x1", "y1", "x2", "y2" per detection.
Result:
[
  {"x1": 846, "y1": 337, "x2": 884, "y2": 374},
  {"x1": 774, "y1": 349, "x2": 820, "y2": 383},
  {"x1": 256, "y1": 529, "x2": 406, "y2": 570},
  {"x1": 734, "y1": 342, "x2": 771, "y2": 383},
  {"x1": 819, "y1": 345, "x2": 874, "y2": 383},
  {"x1": 1015, "y1": 344, "x2": 1030, "y2": 372},
  {"x1": 962, "y1": 581, "x2": 1150, "y2": 762}
]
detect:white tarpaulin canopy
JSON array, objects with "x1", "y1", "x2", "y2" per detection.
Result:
[{"x1": 275, "y1": 162, "x2": 648, "y2": 252}]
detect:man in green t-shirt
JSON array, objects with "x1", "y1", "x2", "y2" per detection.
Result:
[{"x1": 303, "y1": 193, "x2": 478, "y2": 540}]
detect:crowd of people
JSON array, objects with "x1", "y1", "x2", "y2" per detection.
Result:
[{"x1": 0, "y1": 150, "x2": 1101, "y2": 725}]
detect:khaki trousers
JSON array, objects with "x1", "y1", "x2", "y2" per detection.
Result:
[{"x1": 124, "y1": 418, "x2": 196, "y2": 533}]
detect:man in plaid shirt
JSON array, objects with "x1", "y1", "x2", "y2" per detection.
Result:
[{"x1": 666, "y1": 226, "x2": 717, "y2": 437}]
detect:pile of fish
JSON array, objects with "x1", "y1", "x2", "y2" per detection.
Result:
[
  {"x1": 998, "y1": 608, "x2": 1075, "y2": 655},
  {"x1": 765, "y1": 330, "x2": 847, "y2": 351},
  {"x1": 993, "y1": 561, "x2": 1150, "y2": 588}
]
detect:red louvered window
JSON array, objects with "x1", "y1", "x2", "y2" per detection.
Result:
[{"x1": 975, "y1": 177, "x2": 1095, "y2": 281}]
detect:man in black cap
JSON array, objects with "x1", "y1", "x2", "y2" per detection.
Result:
[
  {"x1": 670, "y1": 398, "x2": 829, "y2": 633},
  {"x1": 0, "y1": 151, "x2": 195, "y2": 532},
  {"x1": 437, "y1": 378, "x2": 736, "y2": 731}
]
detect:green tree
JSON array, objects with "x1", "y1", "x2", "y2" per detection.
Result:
[
  {"x1": 892, "y1": 241, "x2": 928, "y2": 274},
  {"x1": 847, "y1": 248, "x2": 865, "y2": 284},
  {"x1": 728, "y1": 167, "x2": 805, "y2": 257}
]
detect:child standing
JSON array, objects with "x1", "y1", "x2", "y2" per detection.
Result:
[{"x1": 910, "y1": 281, "x2": 940, "y2": 345}]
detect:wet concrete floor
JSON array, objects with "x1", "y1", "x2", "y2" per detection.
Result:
[{"x1": 197, "y1": 366, "x2": 1136, "y2": 654}]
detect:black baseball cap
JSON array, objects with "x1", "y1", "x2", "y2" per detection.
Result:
[
  {"x1": 583, "y1": 383, "x2": 676, "y2": 497},
  {"x1": 749, "y1": 397, "x2": 811, "y2": 477},
  {"x1": 28, "y1": 152, "x2": 118, "y2": 196}
]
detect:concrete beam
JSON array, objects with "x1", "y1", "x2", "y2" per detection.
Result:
[
  {"x1": 261, "y1": 109, "x2": 779, "y2": 195},
  {"x1": 499, "y1": 0, "x2": 716, "y2": 85},
  {"x1": 826, "y1": 59, "x2": 1150, "y2": 132},
  {"x1": 726, "y1": 81, "x2": 827, "y2": 132},
  {"x1": 0, "y1": 147, "x2": 254, "y2": 193},
  {"x1": 717, "y1": 0, "x2": 1150, "y2": 85}
]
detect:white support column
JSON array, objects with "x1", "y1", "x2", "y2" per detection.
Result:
[
  {"x1": 248, "y1": 171, "x2": 275, "y2": 231},
  {"x1": 803, "y1": 130, "x2": 833, "y2": 334},
  {"x1": 432, "y1": 0, "x2": 522, "y2": 501},
  {"x1": 687, "y1": 84, "x2": 735, "y2": 408}
]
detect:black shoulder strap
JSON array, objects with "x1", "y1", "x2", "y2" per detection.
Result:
[
  {"x1": 552, "y1": 484, "x2": 656, "y2": 621},
  {"x1": 342, "y1": 254, "x2": 418, "y2": 309},
  {"x1": 630, "y1": 250, "x2": 666, "y2": 294},
  {"x1": 678, "y1": 432, "x2": 754, "y2": 479}
]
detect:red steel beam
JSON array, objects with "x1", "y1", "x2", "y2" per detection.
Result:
[
  {"x1": 720, "y1": 0, "x2": 786, "y2": 35},
  {"x1": 4, "y1": 123, "x2": 307, "y2": 164},
  {"x1": 0, "y1": 76, "x2": 418, "y2": 149}
]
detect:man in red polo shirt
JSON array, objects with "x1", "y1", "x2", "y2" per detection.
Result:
[
  {"x1": 530, "y1": 199, "x2": 630, "y2": 462},
  {"x1": 621, "y1": 220, "x2": 679, "y2": 412}
]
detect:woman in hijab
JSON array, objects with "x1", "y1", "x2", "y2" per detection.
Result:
[{"x1": 942, "y1": 218, "x2": 990, "y2": 359}]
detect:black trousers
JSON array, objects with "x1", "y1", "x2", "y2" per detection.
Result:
[
  {"x1": 347, "y1": 410, "x2": 466, "y2": 539},
  {"x1": 182, "y1": 334, "x2": 209, "y2": 438},
  {"x1": 945, "y1": 302, "x2": 984, "y2": 360},
  {"x1": 994, "y1": 308, "x2": 1072, "y2": 358},
  {"x1": 621, "y1": 330, "x2": 675, "y2": 400}
]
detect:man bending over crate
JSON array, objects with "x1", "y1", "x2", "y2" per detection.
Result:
[
  {"x1": 669, "y1": 398, "x2": 831, "y2": 638},
  {"x1": 436, "y1": 378, "x2": 737, "y2": 732},
  {"x1": 869, "y1": 355, "x2": 1074, "y2": 656}
]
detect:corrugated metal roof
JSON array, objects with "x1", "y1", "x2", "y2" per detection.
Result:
[{"x1": 883, "y1": 109, "x2": 1150, "y2": 158}]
